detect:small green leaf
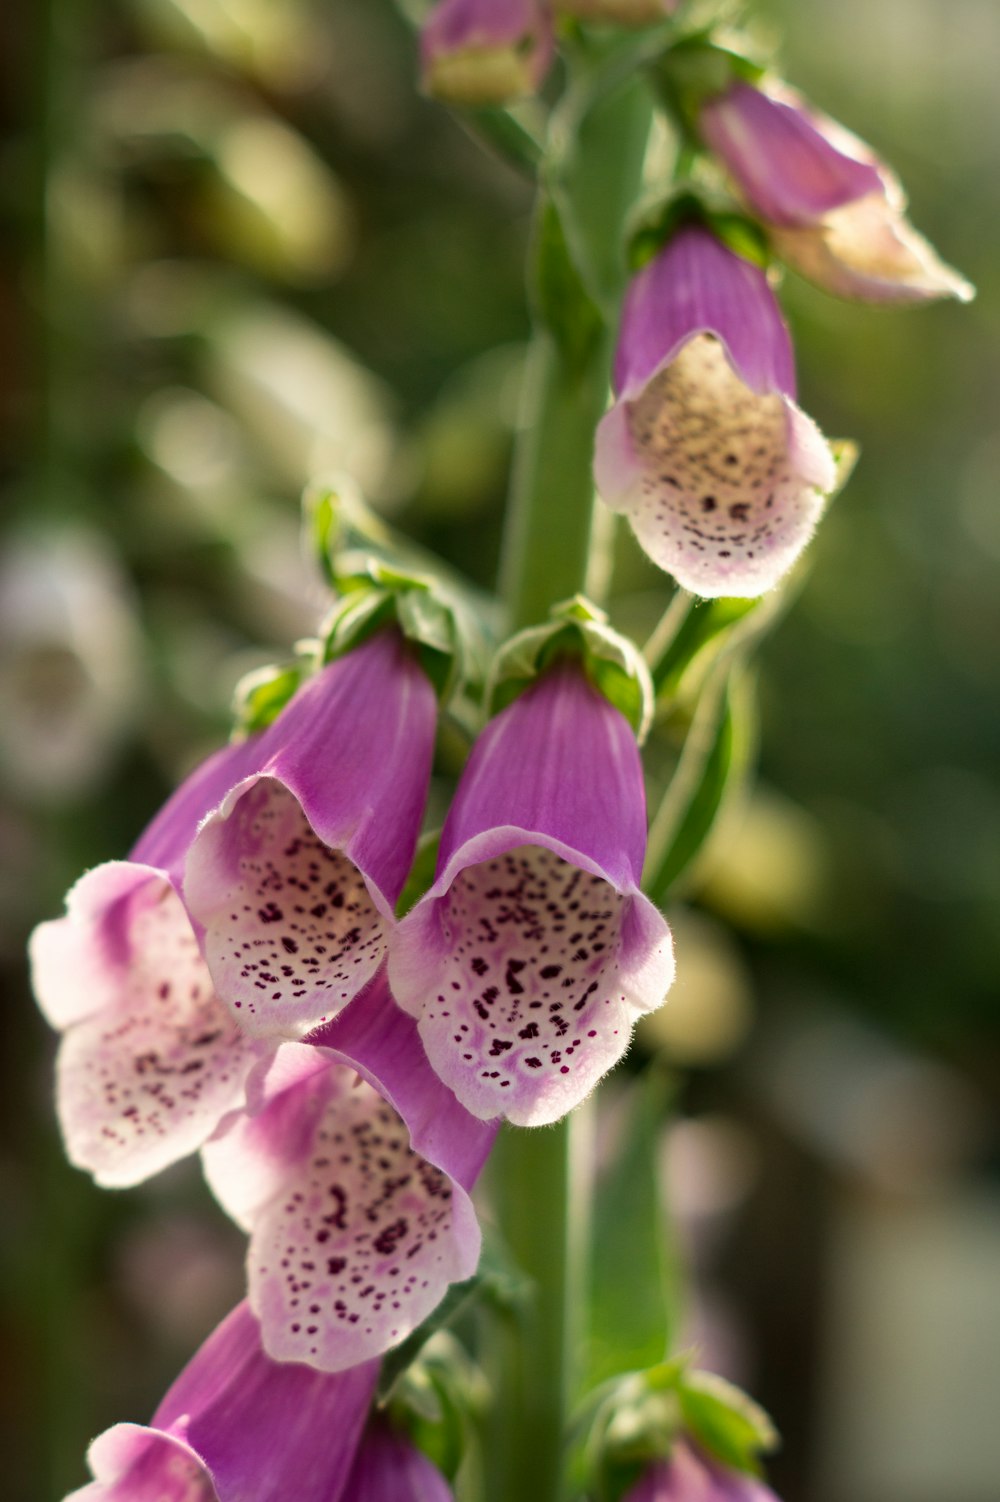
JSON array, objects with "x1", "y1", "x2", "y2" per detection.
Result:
[
  {"x1": 533, "y1": 194, "x2": 605, "y2": 365},
  {"x1": 678, "y1": 1369, "x2": 778, "y2": 1475},
  {"x1": 462, "y1": 106, "x2": 544, "y2": 177},
  {"x1": 649, "y1": 593, "x2": 762, "y2": 704},
  {"x1": 643, "y1": 664, "x2": 756, "y2": 902},
  {"x1": 586, "y1": 1065, "x2": 681, "y2": 1391},
  {"x1": 488, "y1": 596, "x2": 654, "y2": 740}
]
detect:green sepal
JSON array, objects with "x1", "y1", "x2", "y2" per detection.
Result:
[
  {"x1": 650, "y1": 33, "x2": 770, "y2": 135},
  {"x1": 489, "y1": 595, "x2": 654, "y2": 741},
  {"x1": 678, "y1": 1369, "x2": 778, "y2": 1476},
  {"x1": 627, "y1": 187, "x2": 771, "y2": 274},
  {"x1": 573, "y1": 1359, "x2": 777, "y2": 1502},
  {"x1": 230, "y1": 657, "x2": 310, "y2": 740},
  {"x1": 320, "y1": 559, "x2": 468, "y2": 705}
]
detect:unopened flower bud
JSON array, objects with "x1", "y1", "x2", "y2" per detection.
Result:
[
  {"x1": 421, "y1": 0, "x2": 553, "y2": 107},
  {"x1": 700, "y1": 79, "x2": 974, "y2": 304}
]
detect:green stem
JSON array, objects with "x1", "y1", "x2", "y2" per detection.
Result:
[
  {"x1": 500, "y1": 328, "x2": 613, "y2": 631},
  {"x1": 488, "y1": 64, "x2": 653, "y2": 1502}
]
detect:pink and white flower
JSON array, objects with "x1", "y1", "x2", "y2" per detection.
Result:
[
  {"x1": 64, "y1": 1302, "x2": 378, "y2": 1502},
  {"x1": 699, "y1": 79, "x2": 974, "y2": 305},
  {"x1": 202, "y1": 973, "x2": 495, "y2": 1371},
  {"x1": 420, "y1": 0, "x2": 553, "y2": 107},
  {"x1": 594, "y1": 222, "x2": 836, "y2": 598},
  {"x1": 30, "y1": 630, "x2": 436, "y2": 1185},
  {"x1": 389, "y1": 660, "x2": 674, "y2": 1126}
]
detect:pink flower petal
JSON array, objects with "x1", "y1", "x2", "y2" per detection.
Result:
[
  {"x1": 38, "y1": 871, "x2": 258, "y2": 1187},
  {"x1": 393, "y1": 844, "x2": 671, "y2": 1125},
  {"x1": 203, "y1": 1044, "x2": 481, "y2": 1372},
  {"x1": 185, "y1": 778, "x2": 388, "y2": 1041},
  {"x1": 771, "y1": 195, "x2": 975, "y2": 304},
  {"x1": 70, "y1": 1426, "x2": 216, "y2": 1502},
  {"x1": 600, "y1": 333, "x2": 835, "y2": 597}
]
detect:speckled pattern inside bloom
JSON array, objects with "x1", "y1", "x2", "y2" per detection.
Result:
[
  {"x1": 621, "y1": 334, "x2": 830, "y2": 596},
  {"x1": 57, "y1": 882, "x2": 255, "y2": 1187},
  {"x1": 197, "y1": 779, "x2": 387, "y2": 1039},
  {"x1": 419, "y1": 844, "x2": 630, "y2": 1117},
  {"x1": 249, "y1": 1066, "x2": 462, "y2": 1371}
]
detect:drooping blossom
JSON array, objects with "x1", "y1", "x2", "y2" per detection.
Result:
[
  {"x1": 202, "y1": 972, "x2": 495, "y2": 1371},
  {"x1": 389, "y1": 660, "x2": 674, "y2": 1126},
  {"x1": 594, "y1": 222, "x2": 836, "y2": 597},
  {"x1": 183, "y1": 629, "x2": 436, "y2": 1041},
  {"x1": 553, "y1": 0, "x2": 678, "y2": 26},
  {"x1": 64, "y1": 1302, "x2": 377, "y2": 1502},
  {"x1": 343, "y1": 1418, "x2": 453, "y2": 1501},
  {"x1": 699, "y1": 80, "x2": 974, "y2": 305},
  {"x1": 420, "y1": 0, "x2": 554, "y2": 107},
  {"x1": 29, "y1": 629, "x2": 436, "y2": 1185},
  {"x1": 624, "y1": 1439, "x2": 781, "y2": 1501}
]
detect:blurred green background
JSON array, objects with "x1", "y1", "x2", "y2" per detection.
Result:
[{"x1": 0, "y1": 2, "x2": 997, "y2": 1499}]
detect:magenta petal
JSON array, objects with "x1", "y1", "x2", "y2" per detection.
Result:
[
  {"x1": 309, "y1": 972, "x2": 499, "y2": 1190},
  {"x1": 389, "y1": 666, "x2": 674, "y2": 1125},
  {"x1": 184, "y1": 631, "x2": 436, "y2": 1041},
  {"x1": 30, "y1": 862, "x2": 166, "y2": 1031},
  {"x1": 68, "y1": 1304, "x2": 378, "y2": 1502},
  {"x1": 70, "y1": 1427, "x2": 217, "y2": 1502},
  {"x1": 202, "y1": 997, "x2": 484, "y2": 1371},
  {"x1": 625, "y1": 1443, "x2": 782, "y2": 1501},
  {"x1": 699, "y1": 81, "x2": 884, "y2": 228},
  {"x1": 154, "y1": 1303, "x2": 378, "y2": 1497},
  {"x1": 612, "y1": 226, "x2": 796, "y2": 400},
  {"x1": 439, "y1": 662, "x2": 649, "y2": 886},
  {"x1": 344, "y1": 1421, "x2": 453, "y2": 1501}
]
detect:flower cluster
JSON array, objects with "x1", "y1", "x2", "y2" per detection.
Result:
[
  {"x1": 34, "y1": 619, "x2": 674, "y2": 1493},
  {"x1": 420, "y1": 6, "x2": 971, "y2": 603}
]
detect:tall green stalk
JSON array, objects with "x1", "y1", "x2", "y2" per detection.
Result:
[{"x1": 488, "y1": 65, "x2": 653, "y2": 1502}]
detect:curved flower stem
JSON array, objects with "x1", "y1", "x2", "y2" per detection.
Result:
[{"x1": 488, "y1": 64, "x2": 653, "y2": 1502}]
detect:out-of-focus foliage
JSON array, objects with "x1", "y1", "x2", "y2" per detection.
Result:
[{"x1": 1, "y1": 1, "x2": 997, "y2": 1500}]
